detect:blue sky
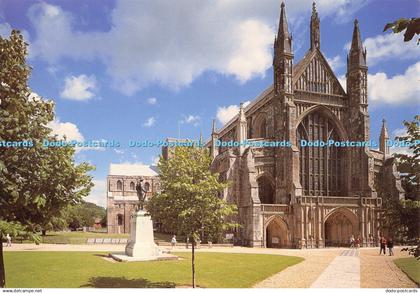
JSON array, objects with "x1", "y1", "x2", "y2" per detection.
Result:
[{"x1": 1, "y1": 0, "x2": 419, "y2": 206}]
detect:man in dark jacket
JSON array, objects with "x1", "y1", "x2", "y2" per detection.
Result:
[{"x1": 387, "y1": 238, "x2": 394, "y2": 256}]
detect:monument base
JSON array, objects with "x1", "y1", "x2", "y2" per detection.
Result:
[
  {"x1": 109, "y1": 253, "x2": 179, "y2": 262},
  {"x1": 109, "y1": 209, "x2": 180, "y2": 262}
]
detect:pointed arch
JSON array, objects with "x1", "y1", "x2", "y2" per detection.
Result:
[
  {"x1": 324, "y1": 207, "x2": 359, "y2": 247},
  {"x1": 252, "y1": 113, "x2": 268, "y2": 138},
  {"x1": 116, "y1": 180, "x2": 123, "y2": 191},
  {"x1": 296, "y1": 106, "x2": 346, "y2": 196},
  {"x1": 264, "y1": 216, "x2": 290, "y2": 248},
  {"x1": 295, "y1": 105, "x2": 348, "y2": 141}
]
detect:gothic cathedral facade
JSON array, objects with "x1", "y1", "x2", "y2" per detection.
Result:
[{"x1": 207, "y1": 3, "x2": 404, "y2": 248}]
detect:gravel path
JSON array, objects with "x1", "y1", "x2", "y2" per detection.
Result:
[
  {"x1": 360, "y1": 247, "x2": 417, "y2": 288},
  {"x1": 253, "y1": 249, "x2": 339, "y2": 288}
]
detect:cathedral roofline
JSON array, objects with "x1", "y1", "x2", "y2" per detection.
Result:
[{"x1": 109, "y1": 163, "x2": 159, "y2": 176}]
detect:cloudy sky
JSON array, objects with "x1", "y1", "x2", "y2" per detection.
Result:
[{"x1": 1, "y1": 0, "x2": 419, "y2": 207}]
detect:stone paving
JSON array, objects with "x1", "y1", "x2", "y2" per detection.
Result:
[{"x1": 310, "y1": 249, "x2": 360, "y2": 288}]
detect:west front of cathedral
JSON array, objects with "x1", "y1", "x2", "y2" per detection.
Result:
[{"x1": 205, "y1": 2, "x2": 404, "y2": 249}]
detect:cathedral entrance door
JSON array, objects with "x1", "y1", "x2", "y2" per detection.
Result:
[
  {"x1": 324, "y1": 208, "x2": 358, "y2": 247},
  {"x1": 266, "y1": 217, "x2": 288, "y2": 248}
]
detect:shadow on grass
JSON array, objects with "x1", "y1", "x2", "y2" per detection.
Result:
[{"x1": 81, "y1": 276, "x2": 176, "y2": 288}]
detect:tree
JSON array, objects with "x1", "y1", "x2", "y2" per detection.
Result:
[
  {"x1": 380, "y1": 116, "x2": 420, "y2": 258},
  {"x1": 384, "y1": 18, "x2": 420, "y2": 44},
  {"x1": 147, "y1": 147, "x2": 238, "y2": 288},
  {"x1": 394, "y1": 115, "x2": 420, "y2": 201},
  {"x1": 66, "y1": 201, "x2": 106, "y2": 230},
  {"x1": 0, "y1": 30, "x2": 93, "y2": 287}
]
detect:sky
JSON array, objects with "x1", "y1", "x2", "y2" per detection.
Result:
[{"x1": 0, "y1": 0, "x2": 419, "y2": 207}]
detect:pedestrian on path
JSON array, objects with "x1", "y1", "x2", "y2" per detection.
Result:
[
  {"x1": 379, "y1": 236, "x2": 387, "y2": 255},
  {"x1": 349, "y1": 235, "x2": 355, "y2": 248},
  {"x1": 355, "y1": 237, "x2": 360, "y2": 249},
  {"x1": 387, "y1": 238, "x2": 394, "y2": 256},
  {"x1": 171, "y1": 235, "x2": 177, "y2": 249},
  {"x1": 6, "y1": 233, "x2": 11, "y2": 247}
]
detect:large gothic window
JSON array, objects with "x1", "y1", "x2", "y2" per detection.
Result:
[{"x1": 297, "y1": 111, "x2": 342, "y2": 196}]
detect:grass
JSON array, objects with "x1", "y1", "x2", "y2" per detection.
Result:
[
  {"x1": 3, "y1": 251, "x2": 303, "y2": 288},
  {"x1": 394, "y1": 257, "x2": 420, "y2": 285}
]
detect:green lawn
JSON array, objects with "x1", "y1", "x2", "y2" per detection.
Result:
[
  {"x1": 394, "y1": 257, "x2": 420, "y2": 285},
  {"x1": 4, "y1": 251, "x2": 303, "y2": 288}
]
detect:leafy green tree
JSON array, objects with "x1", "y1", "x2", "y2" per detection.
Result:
[
  {"x1": 147, "y1": 147, "x2": 238, "y2": 288},
  {"x1": 0, "y1": 30, "x2": 93, "y2": 287},
  {"x1": 380, "y1": 116, "x2": 420, "y2": 258},
  {"x1": 394, "y1": 115, "x2": 420, "y2": 201},
  {"x1": 384, "y1": 18, "x2": 420, "y2": 44},
  {"x1": 66, "y1": 201, "x2": 106, "y2": 230}
]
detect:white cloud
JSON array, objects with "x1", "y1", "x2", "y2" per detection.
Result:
[
  {"x1": 114, "y1": 149, "x2": 124, "y2": 155},
  {"x1": 61, "y1": 74, "x2": 97, "y2": 101},
  {"x1": 216, "y1": 101, "x2": 250, "y2": 125},
  {"x1": 142, "y1": 117, "x2": 156, "y2": 127},
  {"x1": 27, "y1": 1, "x2": 367, "y2": 95},
  {"x1": 326, "y1": 55, "x2": 344, "y2": 72},
  {"x1": 47, "y1": 118, "x2": 105, "y2": 152},
  {"x1": 0, "y1": 22, "x2": 12, "y2": 38},
  {"x1": 151, "y1": 156, "x2": 160, "y2": 165},
  {"x1": 85, "y1": 179, "x2": 107, "y2": 208},
  {"x1": 147, "y1": 97, "x2": 157, "y2": 105},
  {"x1": 48, "y1": 118, "x2": 84, "y2": 141},
  {"x1": 338, "y1": 74, "x2": 346, "y2": 90},
  {"x1": 181, "y1": 115, "x2": 201, "y2": 126},
  {"x1": 392, "y1": 128, "x2": 407, "y2": 138},
  {"x1": 368, "y1": 62, "x2": 420, "y2": 105},
  {"x1": 364, "y1": 32, "x2": 418, "y2": 65}
]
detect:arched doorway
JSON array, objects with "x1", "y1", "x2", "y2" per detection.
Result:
[
  {"x1": 117, "y1": 214, "x2": 124, "y2": 234},
  {"x1": 257, "y1": 176, "x2": 274, "y2": 204},
  {"x1": 297, "y1": 110, "x2": 343, "y2": 196},
  {"x1": 266, "y1": 217, "x2": 288, "y2": 248},
  {"x1": 324, "y1": 208, "x2": 358, "y2": 247}
]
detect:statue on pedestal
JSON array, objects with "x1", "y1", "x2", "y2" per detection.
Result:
[{"x1": 136, "y1": 179, "x2": 147, "y2": 211}]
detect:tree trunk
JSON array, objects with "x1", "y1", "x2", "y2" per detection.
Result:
[
  {"x1": 0, "y1": 231, "x2": 5, "y2": 288},
  {"x1": 192, "y1": 240, "x2": 195, "y2": 288},
  {"x1": 41, "y1": 229, "x2": 46, "y2": 236}
]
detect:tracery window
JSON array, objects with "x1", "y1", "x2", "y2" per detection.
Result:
[
  {"x1": 130, "y1": 181, "x2": 135, "y2": 190},
  {"x1": 297, "y1": 111, "x2": 342, "y2": 196},
  {"x1": 253, "y1": 115, "x2": 267, "y2": 138}
]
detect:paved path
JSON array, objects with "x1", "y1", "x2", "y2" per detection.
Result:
[{"x1": 310, "y1": 249, "x2": 360, "y2": 288}]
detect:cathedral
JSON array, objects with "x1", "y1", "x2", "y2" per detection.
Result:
[{"x1": 206, "y1": 2, "x2": 404, "y2": 248}]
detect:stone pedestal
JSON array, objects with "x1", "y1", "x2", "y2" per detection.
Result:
[
  {"x1": 124, "y1": 210, "x2": 160, "y2": 259},
  {"x1": 110, "y1": 210, "x2": 180, "y2": 262}
]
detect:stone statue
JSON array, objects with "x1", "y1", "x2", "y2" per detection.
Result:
[{"x1": 136, "y1": 180, "x2": 148, "y2": 211}]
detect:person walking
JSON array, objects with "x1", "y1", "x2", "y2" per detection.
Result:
[
  {"x1": 171, "y1": 235, "x2": 177, "y2": 249},
  {"x1": 379, "y1": 236, "x2": 387, "y2": 255},
  {"x1": 6, "y1": 234, "x2": 11, "y2": 247},
  {"x1": 349, "y1": 235, "x2": 355, "y2": 248},
  {"x1": 355, "y1": 237, "x2": 360, "y2": 249},
  {"x1": 387, "y1": 238, "x2": 394, "y2": 256}
]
